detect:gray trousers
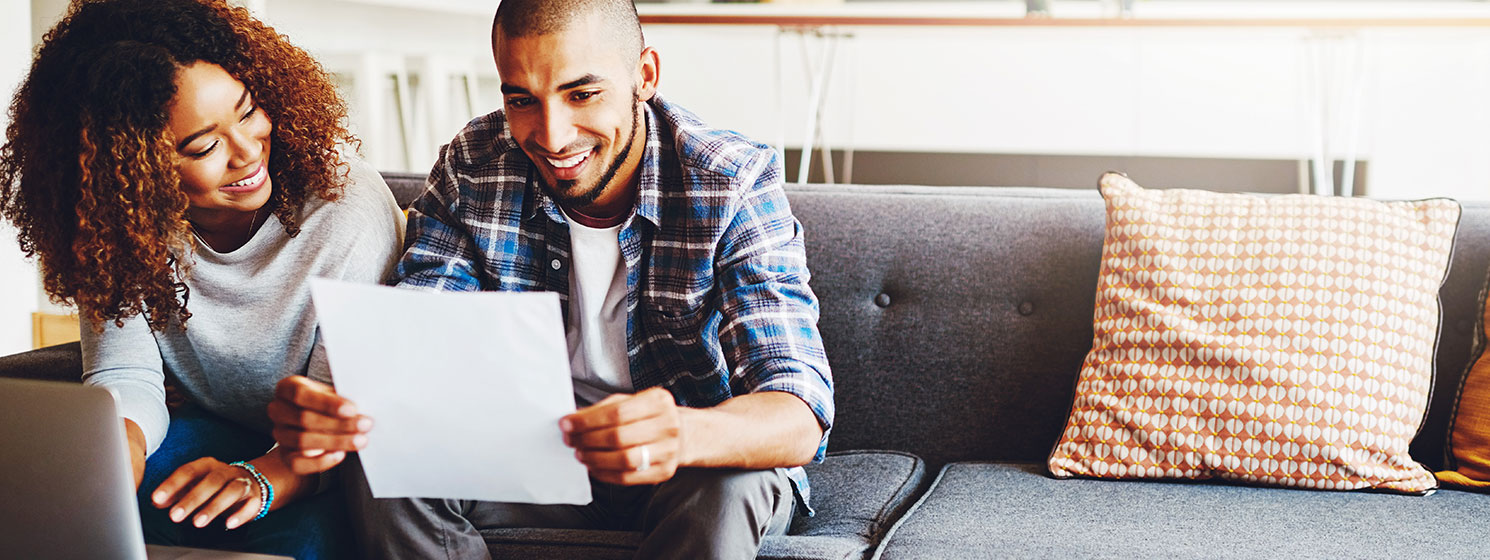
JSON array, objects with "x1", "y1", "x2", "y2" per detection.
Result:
[{"x1": 342, "y1": 453, "x2": 796, "y2": 560}]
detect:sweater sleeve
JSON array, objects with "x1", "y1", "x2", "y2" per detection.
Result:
[{"x1": 80, "y1": 311, "x2": 170, "y2": 456}]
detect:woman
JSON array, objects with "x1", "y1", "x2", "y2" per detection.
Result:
[{"x1": 0, "y1": 1, "x2": 402, "y2": 557}]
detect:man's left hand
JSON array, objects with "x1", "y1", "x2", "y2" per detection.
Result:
[{"x1": 560, "y1": 387, "x2": 682, "y2": 486}]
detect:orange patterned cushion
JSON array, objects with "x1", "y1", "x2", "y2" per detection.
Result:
[
  {"x1": 1047, "y1": 173, "x2": 1459, "y2": 493},
  {"x1": 1437, "y1": 271, "x2": 1490, "y2": 491}
]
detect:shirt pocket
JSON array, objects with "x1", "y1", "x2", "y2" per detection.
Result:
[
  {"x1": 640, "y1": 299, "x2": 728, "y2": 394},
  {"x1": 643, "y1": 301, "x2": 707, "y2": 343}
]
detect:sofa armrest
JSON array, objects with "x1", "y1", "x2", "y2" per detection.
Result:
[{"x1": 0, "y1": 342, "x2": 82, "y2": 384}]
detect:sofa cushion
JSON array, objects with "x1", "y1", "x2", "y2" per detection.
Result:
[
  {"x1": 787, "y1": 185, "x2": 1108, "y2": 468},
  {"x1": 479, "y1": 450, "x2": 926, "y2": 560},
  {"x1": 380, "y1": 171, "x2": 427, "y2": 209},
  {"x1": 1438, "y1": 265, "x2": 1490, "y2": 490},
  {"x1": 1423, "y1": 199, "x2": 1490, "y2": 469},
  {"x1": 876, "y1": 462, "x2": 1490, "y2": 560},
  {"x1": 1048, "y1": 174, "x2": 1457, "y2": 493},
  {"x1": 480, "y1": 529, "x2": 636, "y2": 560},
  {"x1": 790, "y1": 451, "x2": 926, "y2": 541}
]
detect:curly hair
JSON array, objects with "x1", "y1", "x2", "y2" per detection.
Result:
[{"x1": 0, "y1": 0, "x2": 356, "y2": 331}]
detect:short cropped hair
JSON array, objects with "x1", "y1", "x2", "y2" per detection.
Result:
[{"x1": 492, "y1": 0, "x2": 644, "y2": 59}]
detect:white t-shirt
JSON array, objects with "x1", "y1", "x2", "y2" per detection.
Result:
[{"x1": 563, "y1": 212, "x2": 634, "y2": 405}]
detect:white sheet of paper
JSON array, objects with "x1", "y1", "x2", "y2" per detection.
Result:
[{"x1": 309, "y1": 279, "x2": 591, "y2": 505}]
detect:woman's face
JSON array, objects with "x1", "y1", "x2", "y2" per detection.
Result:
[{"x1": 166, "y1": 61, "x2": 272, "y2": 223}]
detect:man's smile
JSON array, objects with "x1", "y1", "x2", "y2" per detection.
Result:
[{"x1": 543, "y1": 148, "x2": 595, "y2": 181}]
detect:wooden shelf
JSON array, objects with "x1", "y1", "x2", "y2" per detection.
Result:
[
  {"x1": 32, "y1": 312, "x2": 80, "y2": 349},
  {"x1": 639, "y1": 14, "x2": 1490, "y2": 28}
]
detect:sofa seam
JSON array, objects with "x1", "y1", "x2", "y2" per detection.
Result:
[
  {"x1": 866, "y1": 455, "x2": 925, "y2": 540},
  {"x1": 864, "y1": 461, "x2": 953, "y2": 560},
  {"x1": 820, "y1": 449, "x2": 927, "y2": 555}
]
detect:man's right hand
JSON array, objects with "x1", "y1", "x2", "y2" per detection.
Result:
[{"x1": 267, "y1": 376, "x2": 372, "y2": 475}]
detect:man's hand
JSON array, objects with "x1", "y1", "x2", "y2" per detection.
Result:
[
  {"x1": 266, "y1": 376, "x2": 371, "y2": 475},
  {"x1": 560, "y1": 387, "x2": 682, "y2": 486}
]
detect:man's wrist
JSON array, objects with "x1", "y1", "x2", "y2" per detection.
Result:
[{"x1": 676, "y1": 407, "x2": 697, "y2": 468}]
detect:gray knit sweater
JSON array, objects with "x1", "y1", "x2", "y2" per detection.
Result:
[{"x1": 81, "y1": 158, "x2": 405, "y2": 455}]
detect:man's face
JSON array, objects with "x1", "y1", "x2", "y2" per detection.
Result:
[{"x1": 495, "y1": 15, "x2": 653, "y2": 210}]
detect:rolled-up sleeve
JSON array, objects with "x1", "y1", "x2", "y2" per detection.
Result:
[
  {"x1": 715, "y1": 150, "x2": 835, "y2": 461},
  {"x1": 394, "y1": 144, "x2": 485, "y2": 293}
]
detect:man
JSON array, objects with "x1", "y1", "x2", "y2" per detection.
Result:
[{"x1": 266, "y1": 1, "x2": 834, "y2": 558}]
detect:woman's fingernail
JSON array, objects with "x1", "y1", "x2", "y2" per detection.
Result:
[
  {"x1": 170, "y1": 508, "x2": 185, "y2": 522},
  {"x1": 357, "y1": 417, "x2": 373, "y2": 431},
  {"x1": 559, "y1": 419, "x2": 572, "y2": 432},
  {"x1": 302, "y1": 448, "x2": 325, "y2": 458},
  {"x1": 226, "y1": 517, "x2": 241, "y2": 530},
  {"x1": 353, "y1": 435, "x2": 368, "y2": 448},
  {"x1": 152, "y1": 491, "x2": 165, "y2": 504},
  {"x1": 194, "y1": 515, "x2": 207, "y2": 528},
  {"x1": 338, "y1": 403, "x2": 357, "y2": 417}
]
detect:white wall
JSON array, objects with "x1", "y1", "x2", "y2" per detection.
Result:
[
  {"x1": 246, "y1": 0, "x2": 1490, "y2": 201},
  {"x1": 29, "y1": 0, "x2": 68, "y2": 52},
  {"x1": 261, "y1": 0, "x2": 494, "y2": 172},
  {"x1": 29, "y1": 0, "x2": 70, "y2": 318},
  {"x1": 2, "y1": 1, "x2": 38, "y2": 355},
  {"x1": 647, "y1": 23, "x2": 1490, "y2": 201}
]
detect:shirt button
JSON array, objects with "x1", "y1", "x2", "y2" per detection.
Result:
[{"x1": 551, "y1": 259, "x2": 562, "y2": 270}]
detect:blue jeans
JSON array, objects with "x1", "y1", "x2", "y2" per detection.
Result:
[{"x1": 137, "y1": 407, "x2": 353, "y2": 559}]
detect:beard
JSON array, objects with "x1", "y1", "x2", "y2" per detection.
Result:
[{"x1": 539, "y1": 92, "x2": 642, "y2": 209}]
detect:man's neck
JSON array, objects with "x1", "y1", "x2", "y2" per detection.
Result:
[
  {"x1": 564, "y1": 187, "x2": 633, "y2": 229},
  {"x1": 563, "y1": 107, "x2": 648, "y2": 226}
]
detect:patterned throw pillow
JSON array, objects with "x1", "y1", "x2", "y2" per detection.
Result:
[
  {"x1": 1047, "y1": 173, "x2": 1459, "y2": 494},
  {"x1": 1437, "y1": 269, "x2": 1490, "y2": 491}
]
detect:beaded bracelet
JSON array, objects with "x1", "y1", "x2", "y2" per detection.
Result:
[{"x1": 228, "y1": 461, "x2": 275, "y2": 521}]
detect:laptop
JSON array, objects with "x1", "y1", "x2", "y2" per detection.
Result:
[{"x1": 0, "y1": 378, "x2": 289, "y2": 559}]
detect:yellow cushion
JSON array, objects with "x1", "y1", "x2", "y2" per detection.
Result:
[
  {"x1": 1047, "y1": 173, "x2": 1459, "y2": 494},
  {"x1": 1436, "y1": 275, "x2": 1490, "y2": 491}
]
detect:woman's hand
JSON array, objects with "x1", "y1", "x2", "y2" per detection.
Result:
[
  {"x1": 149, "y1": 458, "x2": 265, "y2": 530},
  {"x1": 150, "y1": 448, "x2": 313, "y2": 530},
  {"x1": 268, "y1": 376, "x2": 371, "y2": 474}
]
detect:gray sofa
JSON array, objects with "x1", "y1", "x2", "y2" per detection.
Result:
[{"x1": 4, "y1": 172, "x2": 1489, "y2": 559}]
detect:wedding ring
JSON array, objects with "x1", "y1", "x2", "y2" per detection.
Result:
[
  {"x1": 233, "y1": 477, "x2": 254, "y2": 500},
  {"x1": 637, "y1": 445, "x2": 651, "y2": 472}
]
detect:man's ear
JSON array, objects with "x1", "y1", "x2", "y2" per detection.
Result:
[{"x1": 636, "y1": 47, "x2": 660, "y2": 102}]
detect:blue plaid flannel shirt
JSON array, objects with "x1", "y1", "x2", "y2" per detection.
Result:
[{"x1": 394, "y1": 95, "x2": 835, "y2": 511}]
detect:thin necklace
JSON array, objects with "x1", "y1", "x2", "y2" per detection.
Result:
[{"x1": 191, "y1": 206, "x2": 261, "y2": 252}]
